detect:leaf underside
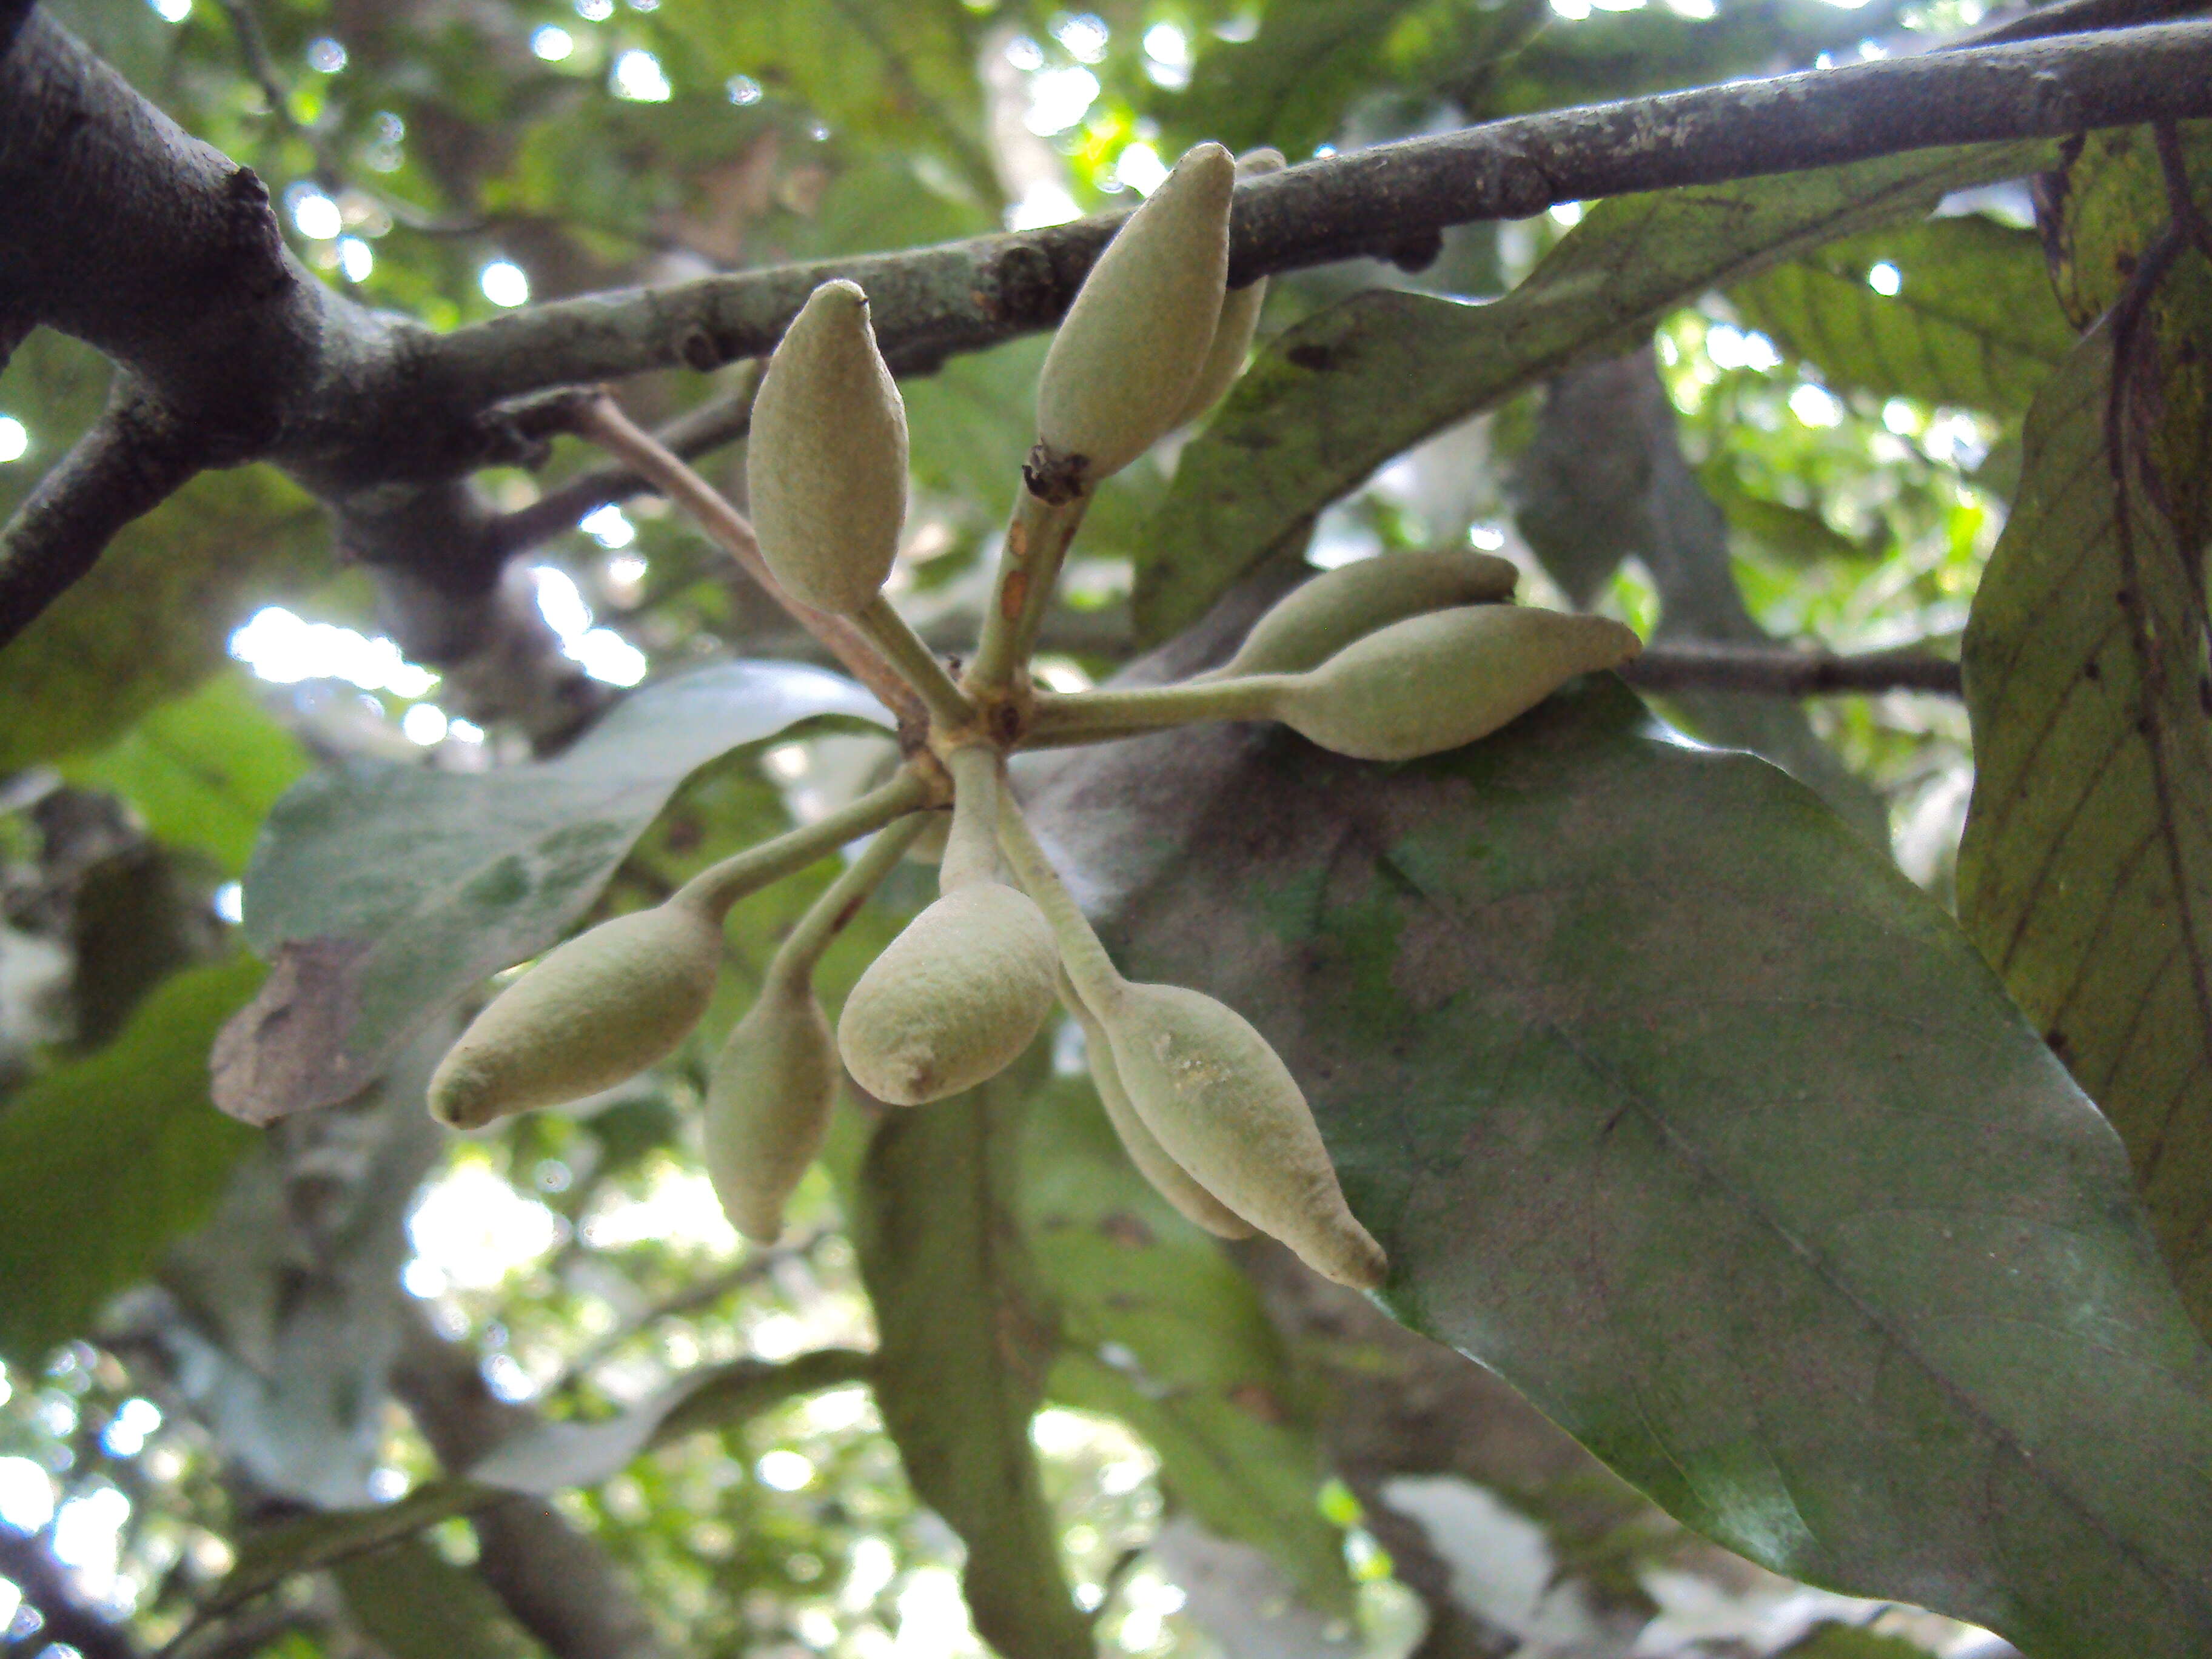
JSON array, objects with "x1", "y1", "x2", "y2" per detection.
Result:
[
  {"x1": 216, "y1": 661, "x2": 889, "y2": 1122},
  {"x1": 1022, "y1": 677, "x2": 2212, "y2": 1658}
]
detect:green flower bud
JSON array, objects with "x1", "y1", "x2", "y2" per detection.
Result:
[
  {"x1": 1275, "y1": 604, "x2": 1641, "y2": 762},
  {"x1": 428, "y1": 896, "x2": 722, "y2": 1129},
  {"x1": 748, "y1": 279, "x2": 908, "y2": 614},
  {"x1": 703, "y1": 968, "x2": 837, "y2": 1244},
  {"x1": 1091, "y1": 978, "x2": 1384, "y2": 1289},
  {"x1": 1205, "y1": 549, "x2": 1520, "y2": 682},
  {"x1": 1171, "y1": 149, "x2": 1284, "y2": 429},
  {"x1": 838, "y1": 883, "x2": 1059, "y2": 1105},
  {"x1": 1062, "y1": 977, "x2": 1252, "y2": 1239},
  {"x1": 1035, "y1": 143, "x2": 1234, "y2": 484}
]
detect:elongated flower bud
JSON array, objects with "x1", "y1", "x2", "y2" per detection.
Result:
[
  {"x1": 428, "y1": 896, "x2": 723, "y2": 1129},
  {"x1": 748, "y1": 280, "x2": 908, "y2": 614},
  {"x1": 838, "y1": 883, "x2": 1059, "y2": 1104},
  {"x1": 1091, "y1": 979, "x2": 1384, "y2": 1290},
  {"x1": 703, "y1": 968, "x2": 837, "y2": 1244},
  {"x1": 1171, "y1": 149, "x2": 1284, "y2": 429},
  {"x1": 1205, "y1": 549, "x2": 1520, "y2": 682},
  {"x1": 1035, "y1": 143, "x2": 1233, "y2": 484},
  {"x1": 1275, "y1": 604, "x2": 1640, "y2": 762},
  {"x1": 1061, "y1": 976, "x2": 1252, "y2": 1239}
]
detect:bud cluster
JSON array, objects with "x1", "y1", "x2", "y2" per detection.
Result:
[{"x1": 425, "y1": 143, "x2": 1643, "y2": 1279}]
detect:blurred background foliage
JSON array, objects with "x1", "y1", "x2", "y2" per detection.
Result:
[{"x1": 0, "y1": 0, "x2": 2076, "y2": 1653}]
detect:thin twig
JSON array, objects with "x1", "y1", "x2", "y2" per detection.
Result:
[
  {"x1": 1623, "y1": 642, "x2": 1962, "y2": 697},
  {"x1": 570, "y1": 394, "x2": 927, "y2": 729},
  {"x1": 2153, "y1": 121, "x2": 2212, "y2": 264},
  {"x1": 548, "y1": 1230, "x2": 834, "y2": 1393}
]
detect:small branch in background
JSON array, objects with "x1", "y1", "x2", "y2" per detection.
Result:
[
  {"x1": 488, "y1": 374, "x2": 760, "y2": 560},
  {"x1": 0, "y1": 394, "x2": 205, "y2": 646},
  {"x1": 1624, "y1": 642, "x2": 1963, "y2": 697},
  {"x1": 0, "y1": 1526, "x2": 145, "y2": 1659},
  {"x1": 548, "y1": 1228, "x2": 832, "y2": 1392},
  {"x1": 570, "y1": 394, "x2": 930, "y2": 731}
]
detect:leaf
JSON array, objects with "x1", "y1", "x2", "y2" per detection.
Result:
[
  {"x1": 62, "y1": 671, "x2": 309, "y2": 875},
  {"x1": 1019, "y1": 1074, "x2": 1355, "y2": 1619},
  {"x1": 1134, "y1": 140, "x2": 2051, "y2": 645},
  {"x1": 0, "y1": 954, "x2": 264, "y2": 1367},
  {"x1": 334, "y1": 1538, "x2": 545, "y2": 1659},
  {"x1": 1779, "y1": 1625, "x2": 1940, "y2": 1659},
  {"x1": 215, "y1": 661, "x2": 890, "y2": 1123},
  {"x1": 850, "y1": 1065, "x2": 1093, "y2": 1659},
  {"x1": 1728, "y1": 215, "x2": 2077, "y2": 417},
  {"x1": 1957, "y1": 323, "x2": 2212, "y2": 1330},
  {"x1": 2036, "y1": 124, "x2": 2212, "y2": 331},
  {"x1": 0, "y1": 461, "x2": 326, "y2": 771},
  {"x1": 1021, "y1": 675, "x2": 2212, "y2": 1658}
]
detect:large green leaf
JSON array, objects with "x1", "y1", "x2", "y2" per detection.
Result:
[
  {"x1": 0, "y1": 954, "x2": 264, "y2": 1367},
  {"x1": 1957, "y1": 322, "x2": 2212, "y2": 1330},
  {"x1": 62, "y1": 671, "x2": 309, "y2": 876},
  {"x1": 1021, "y1": 675, "x2": 2212, "y2": 1658},
  {"x1": 215, "y1": 661, "x2": 889, "y2": 1124},
  {"x1": 1019, "y1": 1074, "x2": 1354, "y2": 1619},
  {"x1": 1729, "y1": 215, "x2": 2077, "y2": 417},
  {"x1": 850, "y1": 1067, "x2": 1094, "y2": 1659},
  {"x1": 1134, "y1": 140, "x2": 2049, "y2": 643}
]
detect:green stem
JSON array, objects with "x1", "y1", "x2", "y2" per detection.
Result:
[
  {"x1": 679, "y1": 771, "x2": 927, "y2": 919},
  {"x1": 856, "y1": 594, "x2": 974, "y2": 730},
  {"x1": 1024, "y1": 676, "x2": 1285, "y2": 744},
  {"x1": 968, "y1": 486, "x2": 1090, "y2": 692},
  {"x1": 939, "y1": 744, "x2": 1000, "y2": 892},
  {"x1": 994, "y1": 793, "x2": 1124, "y2": 1013},
  {"x1": 767, "y1": 811, "x2": 928, "y2": 987}
]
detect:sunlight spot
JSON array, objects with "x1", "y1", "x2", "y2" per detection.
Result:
[
  {"x1": 757, "y1": 1450, "x2": 814, "y2": 1491},
  {"x1": 1008, "y1": 182, "x2": 1081, "y2": 230},
  {"x1": 532, "y1": 25, "x2": 574, "y2": 61},
  {"x1": 0, "y1": 418, "x2": 26, "y2": 463},
  {"x1": 580, "y1": 503, "x2": 637, "y2": 548},
  {"x1": 1053, "y1": 13, "x2": 1108, "y2": 62},
  {"x1": 1788, "y1": 383, "x2": 1844, "y2": 427},
  {"x1": 1114, "y1": 141, "x2": 1168, "y2": 196},
  {"x1": 449, "y1": 717, "x2": 486, "y2": 744},
  {"x1": 1550, "y1": 0, "x2": 1593, "y2": 19},
  {"x1": 1548, "y1": 201, "x2": 1584, "y2": 227},
  {"x1": 571, "y1": 628, "x2": 648, "y2": 686},
  {"x1": 401, "y1": 703, "x2": 449, "y2": 746},
  {"x1": 289, "y1": 186, "x2": 341, "y2": 240},
  {"x1": 101, "y1": 1399, "x2": 162, "y2": 1460},
  {"x1": 1004, "y1": 35, "x2": 1044, "y2": 70},
  {"x1": 481, "y1": 260, "x2": 531, "y2": 307},
  {"x1": 765, "y1": 743, "x2": 811, "y2": 780},
  {"x1": 894, "y1": 1566, "x2": 977, "y2": 1658},
  {"x1": 306, "y1": 38, "x2": 347, "y2": 73},
  {"x1": 1704, "y1": 323, "x2": 1783, "y2": 372},
  {"x1": 575, "y1": 0, "x2": 614, "y2": 16},
  {"x1": 612, "y1": 48, "x2": 671, "y2": 99},
  {"x1": 213, "y1": 883, "x2": 244, "y2": 925},
  {"x1": 149, "y1": 0, "x2": 191, "y2": 21},
  {"x1": 0, "y1": 1458, "x2": 55, "y2": 1533},
  {"x1": 229, "y1": 606, "x2": 438, "y2": 696},
  {"x1": 337, "y1": 236, "x2": 374, "y2": 283},
  {"x1": 532, "y1": 566, "x2": 592, "y2": 640},
  {"x1": 52, "y1": 1486, "x2": 130, "y2": 1579},
  {"x1": 726, "y1": 73, "x2": 763, "y2": 104},
  {"x1": 1469, "y1": 525, "x2": 1506, "y2": 550},
  {"x1": 409, "y1": 1162, "x2": 561, "y2": 1291},
  {"x1": 1867, "y1": 261, "x2": 1902, "y2": 295},
  {"x1": 1026, "y1": 66, "x2": 1099, "y2": 135}
]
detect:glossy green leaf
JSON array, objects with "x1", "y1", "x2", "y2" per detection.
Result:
[
  {"x1": 1729, "y1": 215, "x2": 2076, "y2": 417},
  {"x1": 62, "y1": 671, "x2": 309, "y2": 875},
  {"x1": 1135, "y1": 140, "x2": 2049, "y2": 643},
  {"x1": 1022, "y1": 674, "x2": 2212, "y2": 1658},
  {"x1": 851, "y1": 1064, "x2": 1093, "y2": 1659},
  {"x1": 216, "y1": 661, "x2": 888, "y2": 1123},
  {"x1": 0, "y1": 954, "x2": 264, "y2": 1367},
  {"x1": 1019, "y1": 1074, "x2": 1354, "y2": 1618},
  {"x1": 1958, "y1": 322, "x2": 2212, "y2": 1332}
]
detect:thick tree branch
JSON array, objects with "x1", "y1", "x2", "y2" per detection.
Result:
[
  {"x1": 1623, "y1": 641, "x2": 1964, "y2": 697},
  {"x1": 429, "y1": 21, "x2": 2212, "y2": 408}
]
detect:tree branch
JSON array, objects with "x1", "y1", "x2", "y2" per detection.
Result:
[
  {"x1": 429, "y1": 21, "x2": 2212, "y2": 407},
  {"x1": 1623, "y1": 641, "x2": 1963, "y2": 697},
  {"x1": 0, "y1": 1526, "x2": 144, "y2": 1659},
  {"x1": 0, "y1": 390, "x2": 207, "y2": 643}
]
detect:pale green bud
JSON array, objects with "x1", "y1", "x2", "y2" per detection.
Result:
[
  {"x1": 1035, "y1": 143, "x2": 1234, "y2": 484},
  {"x1": 1092, "y1": 979, "x2": 1384, "y2": 1289},
  {"x1": 1275, "y1": 604, "x2": 1640, "y2": 762},
  {"x1": 838, "y1": 883, "x2": 1059, "y2": 1105},
  {"x1": 1207, "y1": 549, "x2": 1520, "y2": 682},
  {"x1": 703, "y1": 969, "x2": 837, "y2": 1244},
  {"x1": 428, "y1": 897, "x2": 722, "y2": 1129},
  {"x1": 748, "y1": 279, "x2": 908, "y2": 614},
  {"x1": 1171, "y1": 149, "x2": 1284, "y2": 429}
]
